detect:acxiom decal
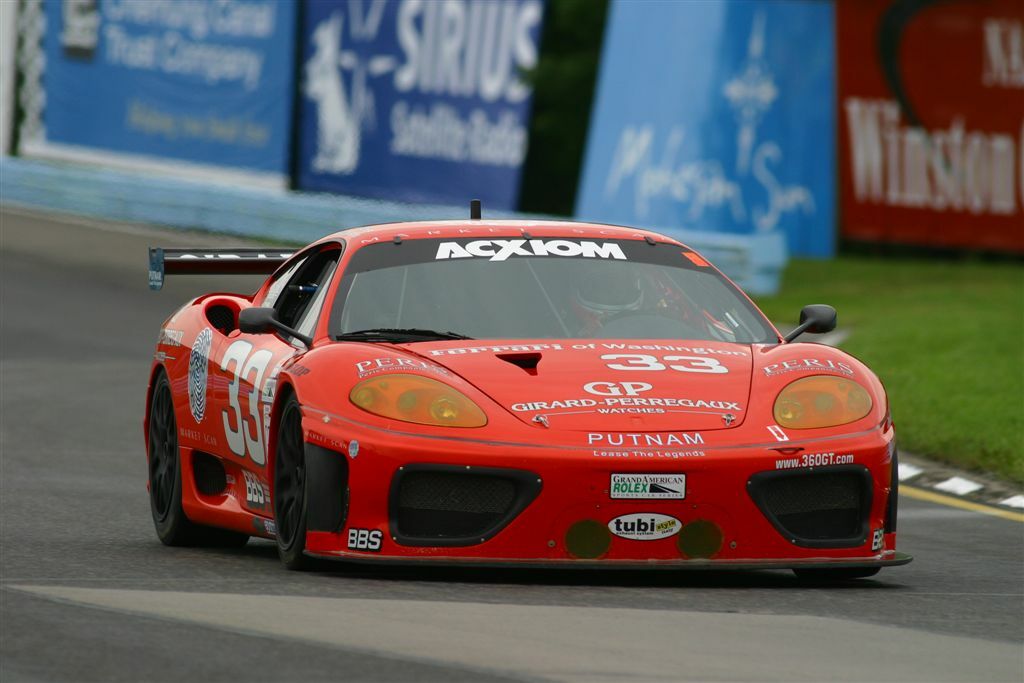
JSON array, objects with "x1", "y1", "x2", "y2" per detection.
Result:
[{"x1": 435, "y1": 239, "x2": 627, "y2": 262}]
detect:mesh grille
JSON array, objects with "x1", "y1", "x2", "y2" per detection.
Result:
[
  {"x1": 761, "y1": 472, "x2": 861, "y2": 516},
  {"x1": 755, "y1": 470, "x2": 867, "y2": 543},
  {"x1": 395, "y1": 471, "x2": 518, "y2": 540},
  {"x1": 398, "y1": 472, "x2": 515, "y2": 514}
]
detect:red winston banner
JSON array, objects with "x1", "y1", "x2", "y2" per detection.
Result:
[{"x1": 838, "y1": 0, "x2": 1023, "y2": 252}]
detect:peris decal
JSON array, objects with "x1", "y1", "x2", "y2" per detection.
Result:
[
  {"x1": 762, "y1": 359, "x2": 854, "y2": 376},
  {"x1": 187, "y1": 328, "x2": 213, "y2": 423}
]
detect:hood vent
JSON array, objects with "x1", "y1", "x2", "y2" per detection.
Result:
[{"x1": 496, "y1": 352, "x2": 542, "y2": 375}]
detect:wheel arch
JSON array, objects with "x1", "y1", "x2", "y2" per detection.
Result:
[
  {"x1": 266, "y1": 377, "x2": 299, "y2": 494},
  {"x1": 266, "y1": 377, "x2": 350, "y2": 537},
  {"x1": 143, "y1": 363, "x2": 169, "y2": 453}
]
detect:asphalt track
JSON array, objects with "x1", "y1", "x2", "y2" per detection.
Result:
[{"x1": 1, "y1": 207, "x2": 1022, "y2": 683}]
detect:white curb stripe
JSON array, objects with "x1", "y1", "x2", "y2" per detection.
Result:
[
  {"x1": 999, "y1": 495, "x2": 1024, "y2": 509},
  {"x1": 934, "y1": 477, "x2": 983, "y2": 496},
  {"x1": 898, "y1": 463, "x2": 923, "y2": 482}
]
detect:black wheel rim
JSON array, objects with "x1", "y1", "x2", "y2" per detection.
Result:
[
  {"x1": 274, "y1": 403, "x2": 305, "y2": 549},
  {"x1": 148, "y1": 381, "x2": 177, "y2": 522}
]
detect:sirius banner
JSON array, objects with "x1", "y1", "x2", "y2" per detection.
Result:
[
  {"x1": 837, "y1": 0, "x2": 1023, "y2": 253},
  {"x1": 30, "y1": 0, "x2": 296, "y2": 185},
  {"x1": 295, "y1": 0, "x2": 545, "y2": 209},
  {"x1": 575, "y1": 0, "x2": 836, "y2": 257}
]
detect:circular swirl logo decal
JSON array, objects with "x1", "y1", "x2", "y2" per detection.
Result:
[{"x1": 188, "y1": 328, "x2": 213, "y2": 423}]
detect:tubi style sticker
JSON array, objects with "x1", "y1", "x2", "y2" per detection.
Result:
[{"x1": 608, "y1": 513, "x2": 681, "y2": 540}]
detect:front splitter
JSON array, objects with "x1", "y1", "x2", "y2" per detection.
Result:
[{"x1": 304, "y1": 550, "x2": 913, "y2": 572}]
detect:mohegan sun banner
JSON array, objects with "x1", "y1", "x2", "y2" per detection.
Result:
[
  {"x1": 575, "y1": 0, "x2": 836, "y2": 257},
  {"x1": 296, "y1": 0, "x2": 545, "y2": 209},
  {"x1": 30, "y1": 0, "x2": 297, "y2": 185}
]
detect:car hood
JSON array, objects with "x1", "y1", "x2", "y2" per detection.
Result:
[{"x1": 400, "y1": 340, "x2": 753, "y2": 432}]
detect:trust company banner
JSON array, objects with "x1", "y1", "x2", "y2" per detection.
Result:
[
  {"x1": 40, "y1": 0, "x2": 297, "y2": 180},
  {"x1": 296, "y1": 0, "x2": 545, "y2": 209},
  {"x1": 575, "y1": 0, "x2": 836, "y2": 257}
]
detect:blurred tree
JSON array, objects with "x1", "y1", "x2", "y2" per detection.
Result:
[{"x1": 518, "y1": 0, "x2": 609, "y2": 215}]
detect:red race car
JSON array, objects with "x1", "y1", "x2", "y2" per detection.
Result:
[{"x1": 145, "y1": 213, "x2": 911, "y2": 578}]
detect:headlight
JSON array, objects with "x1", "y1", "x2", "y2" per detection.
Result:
[
  {"x1": 349, "y1": 374, "x2": 487, "y2": 428},
  {"x1": 773, "y1": 375, "x2": 872, "y2": 429}
]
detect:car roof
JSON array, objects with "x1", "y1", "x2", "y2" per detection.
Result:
[{"x1": 316, "y1": 220, "x2": 690, "y2": 250}]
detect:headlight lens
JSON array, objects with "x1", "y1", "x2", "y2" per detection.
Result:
[
  {"x1": 349, "y1": 374, "x2": 487, "y2": 428},
  {"x1": 773, "y1": 375, "x2": 873, "y2": 429}
]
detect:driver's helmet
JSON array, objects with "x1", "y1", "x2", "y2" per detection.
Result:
[{"x1": 571, "y1": 268, "x2": 644, "y2": 333}]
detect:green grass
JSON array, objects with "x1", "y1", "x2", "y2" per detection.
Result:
[{"x1": 753, "y1": 256, "x2": 1024, "y2": 484}]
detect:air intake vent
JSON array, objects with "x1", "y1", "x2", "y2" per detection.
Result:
[
  {"x1": 205, "y1": 304, "x2": 235, "y2": 334},
  {"x1": 390, "y1": 465, "x2": 541, "y2": 546},
  {"x1": 192, "y1": 451, "x2": 227, "y2": 495},
  {"x1": 748, "y1": 466, "x2": 872, "y2": 548}
]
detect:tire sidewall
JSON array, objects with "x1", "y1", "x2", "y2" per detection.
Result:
[
  {"x1": 275, "y1": 396, "x2": 311, "y2": 569},
  {"x1": 149, "y1": 372, "x2": 189, "y2": 544}
]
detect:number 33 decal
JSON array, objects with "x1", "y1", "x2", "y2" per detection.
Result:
[
  {"x1": 220, "y1": 340, "x2": 274, "y2": 465},
  {"x1": 601, "y1": 353, "x2": 728, "y2": 374}
]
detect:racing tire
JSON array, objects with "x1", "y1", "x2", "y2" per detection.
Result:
[
  {"x1": 148, "y1": 371, "x2": 249, "y2": 548},
  {"x1": 792, "y1": 567, "x2": 882, "y2": 581},
  {"x1": 274, "y1": 394, "x2": 315, "y2": 570}
]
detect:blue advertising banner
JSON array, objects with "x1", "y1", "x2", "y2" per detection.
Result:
[
  {"x1": 576, "y1": 0, "x2": 836, "y2": 257},
  {"x1": 296, "y1": 0, "x2": 544, "y2": 209},
  {"x1": 40, "y1": 0, "x2": 296, "y2": 179}
]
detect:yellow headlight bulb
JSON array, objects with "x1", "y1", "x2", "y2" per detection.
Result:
[
  {"x1": 397, "y1": 390, "x2": 419, "y2": 414},
  {"x1": 351, "y1": 386, "x2": 377, "y2": 410},
  {"x1": 430, "y1": 397, "x2": 459, "y2": 422},
  {"x1": 776, "y1": 399, "x2": 803, "y2": 422}
]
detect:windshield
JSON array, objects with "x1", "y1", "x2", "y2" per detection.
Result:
[{"x1": 329, "y1": 238, "x2": 777, "y2": 343}]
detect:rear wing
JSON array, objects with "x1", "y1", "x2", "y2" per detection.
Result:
[{"x1": 148, "y1": 248, "x2": 294, "y2": 290}]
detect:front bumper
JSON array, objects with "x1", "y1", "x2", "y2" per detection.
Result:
[{"x1": 302, "y1": 409, "x2": 908, "y2": 569}]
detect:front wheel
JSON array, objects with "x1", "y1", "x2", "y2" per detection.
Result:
[
  {"x1": 274, "y1": 395, "x2": 314, "y2": 570},
  {"x1": 793, "y1": 567, "x2": 881, "y2": 581}
]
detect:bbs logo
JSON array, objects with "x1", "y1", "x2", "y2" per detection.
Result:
[
  {"x1": 347, "y1": 528, "x2": 383, "y2": 552},
  {"x1": 243, "y1": 470, "x2": 267, "y2": 509},
  {"x1": 188, "y1": 328, "x2": 213, "y2": 423}
]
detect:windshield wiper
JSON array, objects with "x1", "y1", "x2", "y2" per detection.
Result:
[{"x1": 334, "y1": 328, "x2": 474, "y2": 343}]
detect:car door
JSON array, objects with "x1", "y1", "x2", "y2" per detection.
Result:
[{"x1": 211, "y1": 246, "x2": 342, "y2": 514}]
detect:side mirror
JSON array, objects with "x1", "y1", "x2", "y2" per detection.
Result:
[
  {"x1": 238, "y1": 306, "x2": 277, "y2": 334},
  {"x1": 783, "y1": 304, "x2": 837, "y2": 342},
  {"x1": 238, "y1": 307, "x2": 312, "y2": 348}
]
